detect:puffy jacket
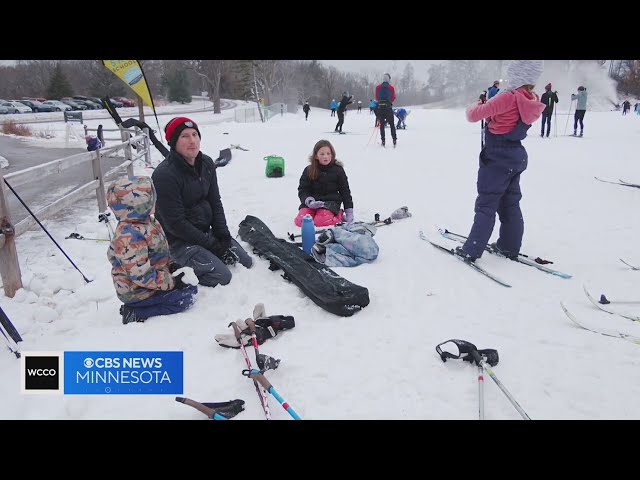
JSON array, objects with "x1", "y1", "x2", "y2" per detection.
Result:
[
  {"x1": 375, "y1": 82, "x2": 396, "y2": 106},
  {"x1": 466, "y1": 88, "x2": 545, "y2": 134},
  {"x1": 540, "y1": 90, "x2": 559, "y2": 115},
  {"x1": 107, "y1": 176, "x2": 174, "y2": 303},
  {"x1": 152, "y1": 149, "x2": 230, "y2": 250},
  {"x1": 487, "y1": 85, "x2": 500, "y2": 99},
  {"x1": 298, "y1": 162, "x2": 353, "y2": 211},
  {"x1": 571, "y1": 90, "x2": 588, "y2": 110}
]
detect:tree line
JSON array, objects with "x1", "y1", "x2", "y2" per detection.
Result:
[{"x1": 1, "y1": 60, "x2": 637, "y2": 111}]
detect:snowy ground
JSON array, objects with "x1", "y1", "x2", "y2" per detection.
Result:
[{"x1": 1, "y1": 98, "x2": 640, "y2": 420}]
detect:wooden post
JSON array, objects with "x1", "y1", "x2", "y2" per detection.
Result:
[
  {"x1": 136, "y1": 93, "x2": 145, "y2": 123},
  {"x1": 0, "y1": 174, "x2": 23, "y2": 298},
  {"x1": 92, "y1": 150, "x2": 107, "y2": 213},
  {"x1": 143, "y1": 127, "x2": 152, "y2": 167},
  {"x1": 121, "y1": 126, "x2": 134, "y2": 178}
]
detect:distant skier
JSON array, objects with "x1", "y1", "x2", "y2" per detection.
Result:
[
  {"x1": 539, "y1": 83, "x2": 559, "y2": 137},
  {"x1": 375, "y1": 73, "x2": 397, "y2": 147},
  {"x1": 394, "y1": 108, "x2": 408, "y2": 129},
  {"x1": 369, "y1": 99, "x2": 377, "y2": 114},
  {"x1": 334, "y1": 91, "x2": 353, "y2": 133},
  {"x1": 330, "y1": 99, "x2": 338, "y2": 117},
  {"x1": 570, "y1": 86, "x2": 587, "y2": 136},
  {"x1": 622, "y1": 100, "x2": 631, "y2": 115},
  {"x1": 303, "y1": 101, "x2": 310, "y2": 120},
  {"x1": 487, "y1": 80, "x2": 501, "y2": 99},
  {"x1": 357, "y1": 100, "x2": 362, "y2": 113}
]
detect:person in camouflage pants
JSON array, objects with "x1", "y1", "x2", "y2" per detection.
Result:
[{"x1": 107, "y1": 176, "x2": 197, "y2": 324}]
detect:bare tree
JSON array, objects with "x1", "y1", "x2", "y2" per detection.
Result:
[
  {"x1": 253, "y1": 60, "x2": 284, "y2": 105},
  {"x1": 319, "y1": 66, "x2": 340, "y2": 104},
  {"x1": 190, "y1": 60, "x2": 230, "y2": 113}
]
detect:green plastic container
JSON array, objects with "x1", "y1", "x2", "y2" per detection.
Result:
[{"x1": 264, "y1": 155, "x2": 285, "y2": 178}]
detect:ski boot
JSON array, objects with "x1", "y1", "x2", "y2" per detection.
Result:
[{"x1": 454, "y1": 247, "x2": 477, "y2": 263}]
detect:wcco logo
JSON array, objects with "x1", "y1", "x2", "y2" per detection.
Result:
[{"x1": 21, "y1": 352, "x2": 62, "y2": 394}]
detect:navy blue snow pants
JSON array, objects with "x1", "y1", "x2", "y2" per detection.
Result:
[
  {"x1": 127, "y1": 285, "x2": 198, "y2": 320},
  {"x1": 462, "y1": 128, "x2": 529, "y2": 259}
]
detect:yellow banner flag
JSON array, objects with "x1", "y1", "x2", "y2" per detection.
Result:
[{"x1": 102, "y1": 60, "x2": 155, "y2": 112}]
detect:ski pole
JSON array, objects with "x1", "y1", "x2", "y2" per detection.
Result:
[
  {"x1": 554, "y1": 105, "x2": 558, "y2": 137},
  {"x1": 230, "y1": 321, "x2": 272, "y2": 420},
  {"x1": 366, "y1": 125, "x2": 379, "y2": 146},
  {"x1": 477, "y1": 363, "x2": 485, "y2": 420},
  {"x1": 243, "y1": 369, "x2": 302, "y2": 420},
  {"x1": 245, "y1": 318, "x2": 280, "y2": 372},
  {"x1": 436, "y1": 339, "x2": 530, "y2": 420},
  {"x1": 0, "y1": 306, "x2": 22, "y2": 358},
  {"x1": 564, "y1": 98, "x2": 574, "y2": 136},
  {"x1": 469, "y1": 350, "x2": 530, "y2": 420},
  {"x1": 480, "y1": 91, "x2": 487, "y2": 149},
  {"x1": 98, "y1": 212, "x2": 115, "y2": 240},
  {"x1": 3, "y1": 179, "x2": 93, "y2": 284}
]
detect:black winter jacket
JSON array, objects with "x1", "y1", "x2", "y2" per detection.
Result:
[
  {"x1": 298, "y1": 162, "x2": 353, "y2": 213},
  {"x1": 540, "y1": 90, "x2": 559, "y2": 115},
  {"x1": 337, "y1": 95, "x2": 353, "y2": 113},
  {"x1": 152, "y1": 149, "x2": 230, "y2": 250}
]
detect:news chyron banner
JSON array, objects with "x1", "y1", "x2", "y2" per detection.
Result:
[
  {"x1": 102, "y1": 60, "x2": 155, "y2": 113},
  {"x1": 21, "y1": 351, "x2": 183, "y2": 395}
]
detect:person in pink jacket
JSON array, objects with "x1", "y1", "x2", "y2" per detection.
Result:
[{"x1": 456, "y1": 60, "x2": 545, "y2": 262}]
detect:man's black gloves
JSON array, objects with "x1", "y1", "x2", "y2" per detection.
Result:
[{"x1": 212, "y1": 234, "x2": 238, "y2": 266}]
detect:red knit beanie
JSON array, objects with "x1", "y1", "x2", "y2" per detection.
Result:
[{"x1": 164, "y1": 117, "x2": 201, "y2": 148}]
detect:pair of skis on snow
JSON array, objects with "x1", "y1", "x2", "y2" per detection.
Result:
[
  {"x1": 419, "y1": 227, "x2": 572, "y2": 288},
  {"x1": 560, "y1": 285, "x2": 640, "y2": 346}
]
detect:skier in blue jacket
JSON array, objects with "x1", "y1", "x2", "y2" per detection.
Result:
[
  {"x1": 487, "y1": 80, "x2": 501, "y2": 99},
  {"x1": 330, "y1": 99, "x2": 338, "y2": 117}
]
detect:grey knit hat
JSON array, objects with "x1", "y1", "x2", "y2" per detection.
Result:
[{"x1": 506, "y1": 60, "x2": 544, "y2": 90}]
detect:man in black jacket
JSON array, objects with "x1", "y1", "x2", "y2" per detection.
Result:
[
  {"x1": 152, "y1": 117, "x2": 252, "y2": 288},
  {"x1": 540, "y1": 83, "x2": 559, "y2": 137},
  {"x1": 334, "y1": 91, "x2": 353, "y2": 133}
]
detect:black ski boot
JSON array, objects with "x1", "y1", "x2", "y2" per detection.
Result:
[{"x1": 454, "y1": 247, "x2": 477, "y2": 263}]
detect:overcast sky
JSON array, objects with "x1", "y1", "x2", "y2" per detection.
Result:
[{"x1": 319, "y1": 60, "x2": 441, "y2": 82}]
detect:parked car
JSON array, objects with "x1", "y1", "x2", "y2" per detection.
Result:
[
  {"x1": 17, "y1": 99, "x2": 57, "y2": 113},
  {"x1": 113, "y1": 97, "x2": 136, "y2": 107},
  {"x1": 42, "y1": 100, "x2": 72, "y2": 112},
  {"x1": 70, "y1": 99, "x2": 100, "y2": 110},
  {"x1": 0, "y1": 105, "x2": 9, "y2": 115},
  {"x1": 0, "y1": 101, "x2": 31, "y2": 114},
  {"x1": 102, "y1": 98, "x2": 123, "y2": 108},
  {"x1": 22, "y1": 97, "x2": 47, "y2": 103},
  {"x1": 60, "y1": 98, "x2": 88, "y2": 111},
  {"x1": 73, "y1": 96, "x2": 105, "y2": 109}
]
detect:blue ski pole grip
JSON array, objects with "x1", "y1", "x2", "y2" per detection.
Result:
[{"x1": 301, "y1": 214, "x2": 315, "y2": 255}]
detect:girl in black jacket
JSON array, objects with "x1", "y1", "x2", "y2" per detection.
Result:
[{"x1": 294, "y1": 139, "x2": 354, "y2": 227}]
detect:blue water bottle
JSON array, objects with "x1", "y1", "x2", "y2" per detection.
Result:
[{"x1": 301, "y1": 214, "x2": 315, "y2": 255}]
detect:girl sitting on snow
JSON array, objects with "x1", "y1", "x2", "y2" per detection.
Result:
[{"x1": 294, "y1": 139, "x2": 354, "y2": 227}]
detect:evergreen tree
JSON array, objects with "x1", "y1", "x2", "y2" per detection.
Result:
[
  {"x1": 162, "y1": 69, "x2": 191, "y2": 103},
  {"x1": 46, "y1": 63, "x2": 73, "y2": 99}
]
